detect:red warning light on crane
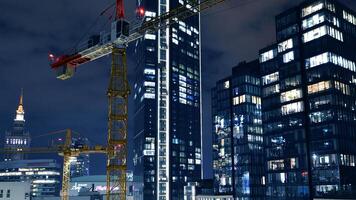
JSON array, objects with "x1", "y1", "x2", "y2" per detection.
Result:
[{"x1": 136, "y1": 6, "x2": 145, "y2": 18}]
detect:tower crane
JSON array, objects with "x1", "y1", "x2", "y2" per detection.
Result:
[
  {"x1": 49, "y1": 0, "x2": 225, "y2": 199},
  {"x1": 0, "y1": 129, "x2": 107, "y2": 200}
]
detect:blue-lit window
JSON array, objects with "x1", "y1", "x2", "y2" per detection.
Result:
[
  {"x1": 281, "y1": 101, "x2": 304, "y2": 115},
  {"x1": 260, "y1": 49, "x2": 277, "y2": 63}
]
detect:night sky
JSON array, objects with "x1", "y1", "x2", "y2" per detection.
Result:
[{"x1": 0, "y1": 0, "x2": 355, "y2": 178}]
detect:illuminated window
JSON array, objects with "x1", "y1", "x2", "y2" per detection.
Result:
[
  {"x1": 334, "y1": 81, "x2": 350, "y2": 95},
  {"x1": 172, "y1": 38, "x2": 179, "y2": 45},
  {"x1": 303, "y1": 26, "x2": 326, "y2": 42},
  {"x1": 312, "y1": 154, "x2": 337, "y2": 167},
  {"x1": 144, "y1": 69, "x2": 155, "y2": 75},
  {"x1": 340, "y1": 154, "x2": 356, "y2": 167},
  {"x1": 145, "y1": 11, "x2": 156, "y2": 17},
  {"x1": 303, "y1": 25, "x2": 343, "y2": 43},
  {"x1": 302, "y1": 13, "x2": 325, "y2": 29},
  {"x1": 233, "y1": 95, "x2": 246, "y2": 105},
  {"x1": 302, "y1": 12, "x2": 340, "y2": 30},
  {"x1": 326, "y1": 26, "x2": 343, "y2": 41},
  {"x1": 290, "y1": 158, "x2": 297, "y2": 169},
  {"x1": 146, "y1": 87, "x2": 155, "y2": 94},
  {"x1": 262, "y1": 72, "x2": 279, "y2": 85},
  {"x1": 329, "y1": 53, "x2": 355, "y2": 71},
  {"x1": 179, "y1": 86, "x2": 186, "y2": 93},
  {"x1": 179, "y1": 98, "x2": 187, "y2": 104},
  {"x1": 144, "y1": 81, "x2": 155, "y2": 87},
  {"x1": 268, "y1": 159, "x2": 284, "y2": 170},
  {"x1": 251, "y1": 96, "x2": 261, "y2": 105},
  {"x1": 305, "y1": 52, "x2": 356, "y2": 71},
  {"x1": 325, "y1": 2, "x2": 336, "y2": 13},
  {"x1": 309, "y1": 110, "x2": 333, "y2": 123},
  {"x1": 343, "y1": 10, "x2": 356, "y2": 25},
  {"x1": 302, "y1": 1, "x2": 324, "y2": 17},
  {"x1": 281, "y1": 101, "x2": 304, "y2": 115},
  {"x1": 280, "y1": 89, "x2": 303, "y2": 103},
  {"x1": 179, "y1": 92, "x2": 187, "y2": 98},
  {"x1": 305, "y1": 52, "x2": 328, "y2": 68},
  {"x1": 224, "y1": 81, "x2": 230, "y2": 89},
  {"x1": 283, "y1": 51, "x2": 294, "y2": 63},
  {"x1": 179, "y1": 74, "x2": 187, "y2": 81},
  {"x1": 144, "y1": 34, "x2": 156, "y2": 40},
  {"x1": 144, "y1": 93, "x2": 155, "y2": 99},
  {"x1": 280, "y1": 173, "x2": 286, "y2": 183},
  {"x1": 260, "y1": 49, "x2": 277, "y2": 63},
  {"x1": 307, "y1": 81, "x2": 331, "y2": 94},
  {"x1": 278, "y1": 39, "x2": 293, "y2": 53}
]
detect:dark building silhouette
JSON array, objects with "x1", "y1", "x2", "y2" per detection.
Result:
[{"x1": 259, "y1": 0, "x2": 356, "y2": 199}]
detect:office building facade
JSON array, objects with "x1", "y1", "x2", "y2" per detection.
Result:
[
  {"x1": 0, "y1": 159, "x2": 61, "y2": 197},
  {"x1": 4, "y1": 90, "x2": 30, "y2": 161},
  {"x1": 212, "y1": 61, "x2": 265, "y2": 199},
  {"x1": 259, "y1": 0, "x2": 356, "y2": 199},
  {"x1": 132, "y1": 0, "x2": 202, "y2": 199}
]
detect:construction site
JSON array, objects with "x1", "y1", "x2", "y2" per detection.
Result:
[
  {"x1": 4, "y1": 0, "x2": 356, "y2": 199},
  {"x1": 1, "y1": 0, "x2": 225, "y2": 199}
]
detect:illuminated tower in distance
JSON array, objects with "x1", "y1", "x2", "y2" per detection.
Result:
[{"x1": 4, "y1": 89, "x2": 31, "y2": 161}]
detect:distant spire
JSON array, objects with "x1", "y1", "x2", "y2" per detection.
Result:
[
  {"x1": 19, "y1": 88, "x2": 23, "y2": 106},
  {"x1": 15, "y1": 88, "x2": 25, "y2": 122}
]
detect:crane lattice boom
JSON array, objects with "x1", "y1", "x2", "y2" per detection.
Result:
[{"x1": 50, "y1": 0, "x2": 224, "y2": 80}]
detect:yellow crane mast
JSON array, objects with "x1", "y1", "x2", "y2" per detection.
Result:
[{"x1": 106, "y1": 47, "x2": 129, "y2": 200}]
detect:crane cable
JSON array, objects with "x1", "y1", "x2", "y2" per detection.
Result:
[{"x1": 32, "y1": 129, "x2": 68, "y2": 139}]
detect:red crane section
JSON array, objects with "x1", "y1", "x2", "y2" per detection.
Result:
[
  {"x1": 116, "y1": 0, "x2": 125, "y2": 20},
  {"x1": 49, "y1": 0, "x2": 226, "y2": 80},
  {"x1": 50, "y1": 0, "x2": 126, "y2": 70}
]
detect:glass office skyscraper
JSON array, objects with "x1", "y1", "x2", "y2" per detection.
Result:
[
  {"x1": 212, "y1": 61, "x2": 265, "y2": 199},
  {"x1": 259, "y1": 0, "x2": 356, "y2": 199},
  {"x1": 132, "y1": 0, "x2": 202, "y2": 199}
]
